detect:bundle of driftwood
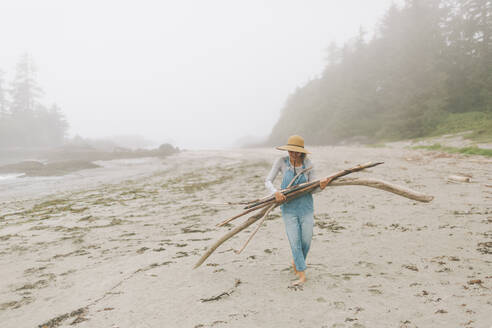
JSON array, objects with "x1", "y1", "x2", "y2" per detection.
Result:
[{"x1": 194, "y1": 162, "x2": 433, "y2": 268}]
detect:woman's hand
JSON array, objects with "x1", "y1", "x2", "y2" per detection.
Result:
[
  {"x1": 275, "y1": 191, "x2": 287, "y2": 203},
  {"x1": 319, "y1": 177, "x2": 332, "y2": 190}
]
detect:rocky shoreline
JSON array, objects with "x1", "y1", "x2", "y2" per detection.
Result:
[{"x1": 0, "y1": 144, "x2": 179, "y2": 177}]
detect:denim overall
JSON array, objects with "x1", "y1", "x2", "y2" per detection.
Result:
[{"x1": 281, "y1": 157, "x2": 314, "y2": 272}]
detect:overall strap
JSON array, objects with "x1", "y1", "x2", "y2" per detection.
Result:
[
  {"x1": 290, "y1": 157, "x2": 306, "y2": 186},
  {"x1": 298, "y1": 159, "x2": 307, "y2": 182}
]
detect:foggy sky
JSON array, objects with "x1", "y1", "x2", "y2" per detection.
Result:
[{"x1": 0, "y1": 0, "x2": 399, "y2": 149}]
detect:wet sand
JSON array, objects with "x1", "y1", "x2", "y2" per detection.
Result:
[{"x1": 0, "y1": 144, "x2": 491, "y2": 328}]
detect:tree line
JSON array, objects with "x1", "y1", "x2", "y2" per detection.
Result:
[
  {"x1": 0, "y1": 54, "x2": 68, "y2": 148},
  {"x1": 268, "y1": 0, "x2": 492, "y2": 145}
]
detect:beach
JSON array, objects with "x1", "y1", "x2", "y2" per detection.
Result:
[{"x1": 0, "y1": 144, "x2": 491, "y2": 328}]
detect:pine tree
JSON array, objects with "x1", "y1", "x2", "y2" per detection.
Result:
[
  {"x1": 10, "y1": 53, "x2": 43, "y2": 116},
  {"x1": 0, "y1": 54, "x2": 69, "y2": 148},
  {"x1": 443, "y1": 0, "x2": 492, "y2": 112},
  {"x1": 47, "y1": 104, "x2": 69, "y2": 146}
]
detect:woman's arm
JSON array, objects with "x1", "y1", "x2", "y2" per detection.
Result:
[{"x1": 265, "y1": 157, "x2": 283, "y2": 194}]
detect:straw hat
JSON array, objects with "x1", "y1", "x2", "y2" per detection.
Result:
[{"x1": 276, "y1": 135, "x2": 310, "y2": 154}]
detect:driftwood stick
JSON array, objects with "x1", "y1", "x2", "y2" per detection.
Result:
[
  {"x1": 194, "y1": 205, "x2": 272, "y2": 269},
  {"x1": 216, "y1": 167, "x2": 312, "y2": 227},
  {"x1": 277, "y1": 177, "x2": 433, "y2": 203},
  {"x1": 287, "y1": 167, "x2": 312, "y2": 188},
  {"x1": 243, "y1": 182, "x2": 318, "y2": 209},
  {"x1": 234, "y1": 203, "x2": 277, "y2": 254},
  {"x1": 202, "y1": 201, "x2": 258, "y2": 206},
  {"x1": 216, "y1": 200, "x2": 274, "y2": 227},
  {"x1": 447, "y1": 175, "x2": 471, "y2": 183},
  {"x1": 329, "y1": 178, "x2": 434, "y2": 202},
  {"x1": 244, "y1": 162, "x2": 383, "y2": 209}
]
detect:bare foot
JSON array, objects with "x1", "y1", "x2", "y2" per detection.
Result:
[
  {"x1": 291, "y1": 261, "x2": 298, "y2": 275},
  {"x1": 291, "y1": 278, "x2": 306, "y2": 286},
  {"x1": 291, "y1": 271, "x2": 307, "y2": 286}
]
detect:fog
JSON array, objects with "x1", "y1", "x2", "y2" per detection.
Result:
[{"x1": 1, "y1": 0, "x2": 398, "y2": 149}]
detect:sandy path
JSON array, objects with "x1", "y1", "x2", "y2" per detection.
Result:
[{"x1": 0, "y1": 146, "x2": 490, "y2": 328}]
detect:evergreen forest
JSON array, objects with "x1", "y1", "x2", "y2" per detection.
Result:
[
  {"x1": 268, "y1": 0, "x2": 492, "y2": 145},
  {"x1": 0, "y1": 54, "x2": 68, "y2": 148}
]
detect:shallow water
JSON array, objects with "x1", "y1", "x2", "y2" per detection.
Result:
[
  {"x1": 0, "y1": 157, "x2": 164, "y2": 202},
  {"x1": 0, "y1": 173, "x2": 25, "y2": 181}
]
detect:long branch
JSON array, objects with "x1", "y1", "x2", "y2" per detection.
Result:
[
  {"x1": 216, "y1": 200, "x2": 274, "y2": 227},
  {"x1": 194, "y1": 205, "x2": 275, "y2": 269},
  {"x1": 234, "y1": 203, "x2": 276, "y2": 255},
  {"x1": 329, "y1": 178, "x2": 434, "y2": 202},
  {"x1": 244, "y1": 161, "x2": 383, "y2": 209}
]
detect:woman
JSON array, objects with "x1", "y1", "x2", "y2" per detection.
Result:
[{"x1": 265, "y1": 135, "x2": 330, "y2": 285}]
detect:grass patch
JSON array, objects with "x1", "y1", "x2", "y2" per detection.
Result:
[
  {"x1": 162, "y1": 170, "x2": 233, "y2": 193},
  {"x1": 32, "y1": 198, "x2": 70, "y2": 211},
  {"x1": 432, "y1": 112, "x2": 492, "y2": 143},
  {"x1": 119, "y1": 188, "x2": 158, "y2": 200},
  {"x1": 182, "y1": 175, "x2": 232, "y2": 193},
  {"x1": 92, "y1": 197, "x2": 119, "y2": 206},
  {"x1": 413, "y1": 143, "x2": 492, "y2": 157}
]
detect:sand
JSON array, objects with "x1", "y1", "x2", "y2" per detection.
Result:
[{"x1": 0, "y1": 144, "x2": 491, "y2": 328}]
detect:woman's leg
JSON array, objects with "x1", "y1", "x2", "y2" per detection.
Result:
[
  {"x1": 282, "y1": 212, "x2": 307, "y2": 272},
  {"x1": 291, "y1": 260, "x2": 298, "y2": 275},
  {"x1": 300, "y1": 211, "x2": 314, "y2": 259},
  {"x1": 291, "y1": 211, "x2": 314, "y2": 285}
]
